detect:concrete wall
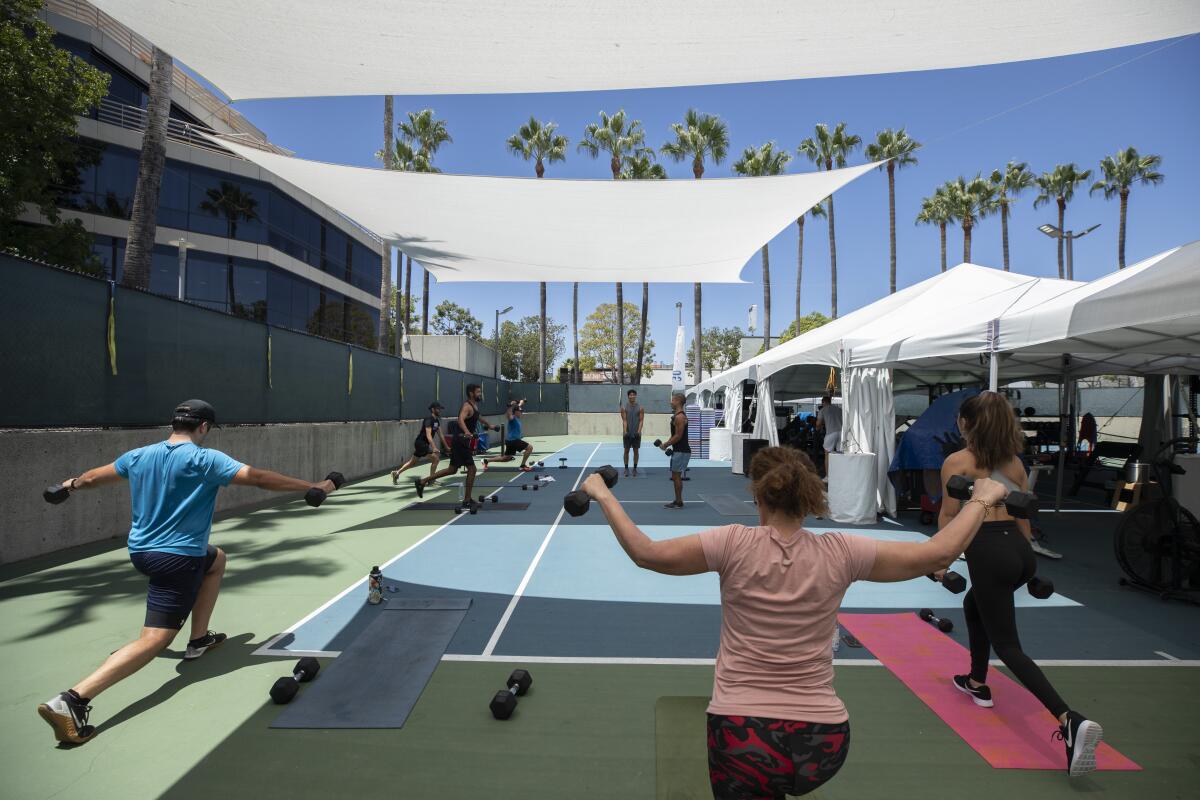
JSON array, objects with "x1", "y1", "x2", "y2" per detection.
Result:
[
  {"x1": 566, "y1": 413, "x2": 672, "y2": 438},
  {"x1": 402, "y1": 335, "x2": 497, "y2": 377},
  {"x1": 3, "y1": 421, "x2": 419, "y2": 565}
]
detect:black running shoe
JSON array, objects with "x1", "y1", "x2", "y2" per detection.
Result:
[
  {"x1": 952, "y1": 674, "x2": 994, "y2": 707},
  {"x1": 184, "y1": 631, "x2": 227, "y2": 661},
  {"x1": 663, "y1": 501, "x2": 684, "y2": 509},
  {"x1": 414, "y1": 477, "x2": 425, "y2": 498},
  {"x1": 1054, "y1": 710, "x2": 1102, "y2": 777},
  {"x1": 37, "y1": 692, "x2": 95, "y2": 745}
]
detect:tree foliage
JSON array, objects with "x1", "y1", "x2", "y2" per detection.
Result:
[
  {"x1": 686, "y1": 326, "x2": 744, "y2": 378},
  {"x1": 0, "y1": 0, "x2": 109, "y2": 268},
  {"x1": 777, "y1": 312, "x2": 831, "y2": 344},
  {"x1": 430, "y1": 300, "x2": 484, "y2": 340},
  {"x1": 579, "y1": 302, "x2": 655, "y2": 382},
  {"x1": 497, "y1": 315, "x2": 566, "y2": 381}
]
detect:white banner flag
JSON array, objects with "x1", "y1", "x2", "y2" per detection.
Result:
[
  {"x1": 671, "y1": 324, "x2": 686, "y2": 390},
  {"x1": 748, "y1": 304, "x2": 758, "y2": 333}
]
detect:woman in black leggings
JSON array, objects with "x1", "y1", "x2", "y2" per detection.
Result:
[{"x1": 939, "y1": 391, "x2": 1102, "y2": 777}]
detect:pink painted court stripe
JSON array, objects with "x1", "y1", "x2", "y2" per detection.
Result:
[{"x1": 838, "y1": 613, "x2": 1140, "y2": 771}]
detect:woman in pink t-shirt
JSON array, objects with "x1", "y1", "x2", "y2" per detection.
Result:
[{"x1": 580, "y1": 446, "x2": 1009, "y2": 800}]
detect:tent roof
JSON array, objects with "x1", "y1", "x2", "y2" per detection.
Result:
[
  {"x1": 91, "y1": 1, "x2": 1200, "y2": 99},
  {"x1": 215, "y1": 137, "x2": 878, "y2": 283},
  {"x1": 847, "y1": 242, "x2": 1200, "y2": 382}
]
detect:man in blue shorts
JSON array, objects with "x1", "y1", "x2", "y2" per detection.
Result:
[
  {"x1": 483, "y1": 400, "x2": 533, "y2": 471},
  {"x1": 659, "y1": 392, "x2": 691, "y2": 509},
  {"x1": 37, "y1": 400, "x2": 341, "y2": 746}
]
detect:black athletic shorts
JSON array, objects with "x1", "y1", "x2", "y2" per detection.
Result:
[
  {"x1": 413, "y1": 437, "x2": 433, "y2": 458},
  {"x1": 450, "y1": 435, "x2": 476, "y2": 469},
  {"x1": 504, "y1": 439, "x2": 530, "y2": 457},
  {"x1": 623, "y1": 433, "x2": 642, "y2": 449},
  {"x1": 129, "y1": 545, "x2": 220, "y2": 629}
]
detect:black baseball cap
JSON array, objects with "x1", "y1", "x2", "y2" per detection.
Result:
[
  {"x1": 174, "y1": 399, "x2": 218, "y2": 427},
  {"x1": 429, "y1": 401, "x2": 444, "y2": 410}
]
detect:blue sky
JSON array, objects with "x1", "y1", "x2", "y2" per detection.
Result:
[{"x1": 221, "y1": 35, "x2": 1199, "y2": 368}]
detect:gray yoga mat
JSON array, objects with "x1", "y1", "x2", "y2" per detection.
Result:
[
  {"x1": 699, "y1": 493, "x2": 758, "y2": 516},
  {"x1": 271, "y1": 598, "x2": 471, "y2": 729}
]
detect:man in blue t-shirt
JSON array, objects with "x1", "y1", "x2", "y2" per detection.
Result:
[
  {"x1": 37, "y1": 400, "x2": 341, "y2": 746},
  {"x1": 482, "y1": 399, "x2": 534, "y2": 472}
]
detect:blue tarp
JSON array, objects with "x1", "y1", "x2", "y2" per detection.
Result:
[{"x1": 889, "y1": 389, "x2": 980, "y2": 474}]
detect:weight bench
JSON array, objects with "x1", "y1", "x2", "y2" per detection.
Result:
[{"x1": 1069, "y1": 441, "x2": 1140, "y2": 497}]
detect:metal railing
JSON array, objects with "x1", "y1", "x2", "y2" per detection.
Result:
[{"x1": 95, "y1": 96, "x2": 238, "y2": 156}]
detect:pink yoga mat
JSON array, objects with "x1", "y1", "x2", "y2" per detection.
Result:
[{"x1": 839, "y1": 612, "x2": 1140, "y2": 771}]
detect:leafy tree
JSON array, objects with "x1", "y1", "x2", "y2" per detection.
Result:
[
  {"x1": 1034, "y1": 163, "x2": 1093, "y2": 279},
  {"x1": 733, "y1": 142, "x2": 791, "y2": 349},
  {"x1": 430, "y1": 300, "x2": 484, "y2": 340},
  {"x1": 497, "y1": 315, "x2": 566, "y2": 381},
  {"x1": 864, "y1": 128, "x2": 920, "y2": 293},
  {"x1": 988, "y1": 161, "x2": 1036, "y2": 271},
  {"x1": 798, "y1": 123, "x2": 860, "y2": 318},
  {"x1": 1090, "y1": 147, "x2": 1163, "y2": 269},
  {"x1": 382, "y1": 287, "x2": 421, "y2": 352},
  {"x1": 578, "y1": 302, "x2": 655, "y2": 383},
  {"x1": 0, "y1": 0, "x2": 108, "y2": 269},
  {"x1": 777, "y1": 312, "x2": 831, "y2": 344},
  {"x1": 686, "y1": 326, "x2": 744, "y2": 379}
]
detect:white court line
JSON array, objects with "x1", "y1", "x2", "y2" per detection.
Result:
[
  {"x1": 253, "y1": 441, "x2": 578, "y2": 658},
  {"x1": 481, "y1": 442, "x2": 603, "y2": 656},
  {"x1": 442, "y1": 654, "x2": 1200, "y2": 667},
  {"x1": 1155, "y1": 650, "x2": 1180, "y2": 660},
  {"x1": 881, "y1": 517, "x2": 902, "y2": 526}
]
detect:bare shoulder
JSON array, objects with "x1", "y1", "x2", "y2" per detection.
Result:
[{"x1": 943, "y1": 448, "x2": 972, "y2": 472}]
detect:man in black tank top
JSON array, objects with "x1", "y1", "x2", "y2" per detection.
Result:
[
  {"x1": 658, "y1": 392, "x2": 690, "y2": 509},
  {"x1": 391, "y1": 402, "x2": 449, "y2": 484},
  {"x1": 413, "y1": 384, "x2": 499, "y2": 511}
]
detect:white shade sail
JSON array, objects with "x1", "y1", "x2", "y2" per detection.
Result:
[
  {"x1": 215, "y1": 137, "x2": 878, "y2": 283},
  {"x1": 847, "y1": 242, "x2": 1200, "y2": 380},
  {"x1": 90, "y1": 1, "x2": 1200, "y2": 99}
]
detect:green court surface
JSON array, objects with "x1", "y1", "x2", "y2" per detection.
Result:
[{"x1": 1, "y1": 434, "x2": 1196, "y2": 800}]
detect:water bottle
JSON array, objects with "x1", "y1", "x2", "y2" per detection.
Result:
[
  {"x1": 367, "y1": 566, "x2": 383, "y2": 605},
  {"x1": 831, "y1": 624, "x2": 841, "y2": 653}
]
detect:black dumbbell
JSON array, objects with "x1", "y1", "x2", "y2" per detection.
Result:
[
  {"x1": 653, "y1": 439, "x2": 674, "y2": 456},
  {"x1": 563, "y1": 465, "x2": 619, "y2": 516},
  {"x1": 927, "y1": 570, "x2": 967, "y2": 594},
  {"x1": 477, "y1": 494, "x2": 498, "y2": 504},
  {"x1": 43, "y1": 484, "x2": 71, "y2": 504},
  {"x1": 269, "y1": 657, "x2": 320, "y2": 704},
  {"x1": 305, "y1": 471, "x2": 346, "y2": 507},
  {"x1": 537, "y1": 461, "x2": 545, "y2": 467},
  {"x1": 945, "y1": 474, "x2": 1037, "y2": 518},
  {"x1": 559, "y1": 458, "x2": 568, "y2": 469},
  {"x1": 489, "y1": 668, "x2": 533, "y2": 720},
  {"x1": 918, "y1": 608, "x2": 954, "y2": 632},
  {"x1": 1027, "y1": 576, "x2": 1054, "y2": 599}
]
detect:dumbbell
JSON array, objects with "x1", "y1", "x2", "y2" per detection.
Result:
[
  {"x1": 563, "y1": 465, "x2": 619, "y2": 516},
  {"x1": 489, "y1": 668, "x2": 533, "y2": 720},
  {"x1": 305, "y1": 472, "x2": 346, "y2": 507},
  {"x1": 1027, "y1": 576, "x2": 1055, "y2": 599},
  {"x1": 927, "y1": 570, "x2": 967, "y2": 594},
  {"x1": 537, "y1": 461, "x2": 545, "y2": 467},
  {"x1": 918, "y1": 608, "x2": 954, "y2": 633},
  {"x1": 454, "y1": 500, "x2": 480, "y2": 515},
  {"x1": 43, "y1": 484, "x2": 71, "y2": 504},
  {"x1": 477, "y1": 494, "x2": 499, "y2": 504},
  {"x1": 269, "y1": 657, "x2": 320, "y2": 704},
  {"x1": 945, "y1": 475, "x2": 1037, "y2": 518},
  {"x1": 653, "y1": 439, "x2": 674, "y2": 456},
  {"x1": 559, "y1": 458, "x2": 568, "y2": 469}
]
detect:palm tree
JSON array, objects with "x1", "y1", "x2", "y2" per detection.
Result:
[
  {"x1": 915, "y1": 184, "x2": 954, "y2": 272},
  {"x1": 733, "y1": 143, "x2": 792, "y2": 350},
  {"x1": 578, "y1": 110, "x2": 650, "y2": 384},
  {"x1": 1090, "y1": 147, "x2": 1164, "y2": 269},
  {"x1": 798, "y1": 123, "x2": 860, "y2": 318},
  {"x1": 1034, "y1": 164, "x2": 1092, "y2": 278},
  {"x1": 944, "y1": 175, "x2": 996, "y2": 263},
  {"x1": 199, "y1": 181, "x2": 260, "y2": 316},
  {"x1": 507, "y1": 116, "x2": 569, "y2": 381},
  {"x1": 795, "y1": 202, "x2": 826, "y2": 325},
  {"x1": 572, "y1": 282, "x2": 580, "y2": 383},
  {"x1": 122, "y1": 46, "x2": 173, "y2": 290},
  {"x1": 989, "y1": 161, "x2": 1036, "y2": 271},
  {"x1": 383, "y1": 137, "x2": 439, "y2": 335},
  {"x1": 864, "y1": 128, "x2": 921, "y2": 294},
  {"x1": 378, "y1": 95, "x2": 395, "y2": 351},
  {"x1": 661, "y1": 109, "x2": 729, "y2": 382},
  {"x1": 399, "y1": 110, "x2": 452, "y2": 334},
  {"x1": 619, "y1": 150, "x2": 667, "y2": 380}
]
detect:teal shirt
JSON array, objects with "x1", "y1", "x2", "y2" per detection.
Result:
[
  {"x1": 114, "y1": 440, "x2": 244, "y2": 556},
  {"x1": 506, "y1": 415, "x2": 523, "y2": 441}
]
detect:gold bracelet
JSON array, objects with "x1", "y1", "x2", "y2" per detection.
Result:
[{"x1": 964, "y1": 498, "x2": 993, "y2": 515}]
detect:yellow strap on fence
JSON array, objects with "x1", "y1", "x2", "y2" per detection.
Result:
[
  {"x1": 348, "y1": 350, "x2": 354, "y2": 395},
  {"x1": 107, "y1": 295, "x2": 118, "y2": 376}
]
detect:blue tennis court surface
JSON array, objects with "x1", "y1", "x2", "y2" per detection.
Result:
[{"x1": 256, "y1": 441, "x2": 1084, "y2": 661}]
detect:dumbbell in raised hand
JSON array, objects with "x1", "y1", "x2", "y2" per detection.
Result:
[
  {"x1": 269, "y1": 657, "x2": 321, "y2": 704},
  {"x1": 305, "y1": 471, "x2": 346, "y2": 507},
  {"x1": 918, "y1": 608, "x2": 954, "y2": 632},
  {"x1": 1027, "y1": 576, "x2": 1054, "y2": 599},
  {"x1": 927, "y1": 570, "x2": 967, "y2": 594},
  {"x1": 489, "y1": 668, "x2": 533, "y2": 720},
  {"x1": 945, "y1": 474, "x2": 1037, "y2": 518},
  {"x1": 563, "y1": 465, "x2": 619, "y2": 516},
  {"x1": 653, "y1": 439, "x2": 674, "y2": 456},
  {"x1": 43, "y1": 484, "x2": 71, "y2": 504}
]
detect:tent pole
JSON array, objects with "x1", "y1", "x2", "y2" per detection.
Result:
[
  {"x1": 1053, "y1": 365, "x2": 1068, "y2": 514},
  {"x1": 988, "y1": 353, "x2": 999, "y2": 392}
]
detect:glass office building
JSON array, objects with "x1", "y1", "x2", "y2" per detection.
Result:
[{"x1": 41, "y1": 9, "x2": 382, "y2": 348}]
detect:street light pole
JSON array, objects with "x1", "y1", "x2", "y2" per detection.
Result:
[
  {"x1": 168, "y1": 237, "x2": 195, "y2": 301},
  {"x1": 1037, "y1": 223, "x2": 1100, "y2": 281},
  {"x1": 494, "y1": 305, "x2": 513, "y2": 379}
]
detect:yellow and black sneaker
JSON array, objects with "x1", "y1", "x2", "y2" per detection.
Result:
[{"x1": 37, "y1": 691, "x2": 95, "y2": 745}]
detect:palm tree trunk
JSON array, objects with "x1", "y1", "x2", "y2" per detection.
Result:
[
  {"x1": 939, "y1": 221, "x2": 947, "y2": 272},
  {"x1": 693, "y1": 282, "x2": 703, "y2": 383},
  {"x1": 378, "y1": 241, "x2": 391, "y2": 351},
  {"x1": 539, "y1": 281, "x2": 547, "y2": 382},
  {"x1": 421, "y1": 267, "x2": 430, "y2": 335},
  {"x1": 795, "y1": 216, "x2": 805, "y2": 325},
  {"x1": 1001, "y1": 202, "x2": 1010, "y2": 271},
  {"x1": 1056, "y1": 198, "x2": 1066, "y2": 279},
  {"x1": 615, "y1": 283, "x2": 625, "y2": 384},
  {"x1": 383, "y1": 96, "x2": 394, "y2": 168},
  {"x1": 826, "y1": 197, "x2": 838, "y2": 319},
  {"x1": 636, "y1": 282, "x2": 648, "y2": 384},
  {"x1": 1118, "y1": 189, "x2": 1128, "y2": 269},
  {"x1": 572, "y1": 282, "x2": 580, "y2": 382},
  {"x1": 122, "y1": 47, "x2": 172, "y2": 290},
  {"x1": 963, "y1": 222, "x2": 972, "y2": 263},
  {"x1": 761, "y1": 244, "x2": 772, "y2": 350},
  {"x1": 887, "y1": 163, "x2": 897, "y2": 294}
]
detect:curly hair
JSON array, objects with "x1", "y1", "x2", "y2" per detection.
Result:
[{"x1": 748, "y1": 447, "x2": 829, "y2": 518}]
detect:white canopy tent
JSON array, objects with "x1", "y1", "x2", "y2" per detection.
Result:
[
  {"x1": 214, "y1": 137, "x2": 877, "y2": 284},
  {"x1": 91, "y1": 1, "x2": 1200, "y2": 99}
]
